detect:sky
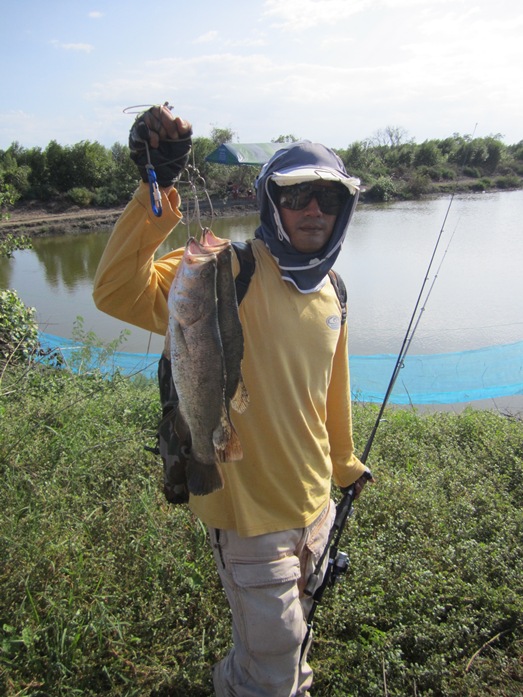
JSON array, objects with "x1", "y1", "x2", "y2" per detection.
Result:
[{"x1": 1, "y1": 0, "x2": 522, "y2": 151}]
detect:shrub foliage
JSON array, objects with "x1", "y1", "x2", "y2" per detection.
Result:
[
  {"x1": 1, "y1": 130, "x2": 522, "y2": 211},
  {"x1": 0, "y1": 289, "x2": 38, "y2": 368},
  {"x1": 0, "y1": 355, "x2": 522, "y2": 696}
]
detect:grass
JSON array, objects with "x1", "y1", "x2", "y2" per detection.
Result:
[{"x1": 1, "y1": 359, "x2": 522, "y2": 696}]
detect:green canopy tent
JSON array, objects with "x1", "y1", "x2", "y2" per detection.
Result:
[{"x1": 205, "y1": 142, "x2": 284, "y2": 166}]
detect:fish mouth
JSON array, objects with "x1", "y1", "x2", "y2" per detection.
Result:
[
  {"x1": 200, "y1": 228, "x2": 231, "y2": 252},
  {"x1": 185, "y1": 237, "x2": 216, "y2": 262}
]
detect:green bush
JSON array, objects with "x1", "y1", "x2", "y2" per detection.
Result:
[
  {"x1": 0, "y1": 289, "x2": 39, "y2": 366},
  {"x1": 93, "y1": 186, "x2": 119, "y2": 207},
  {"x1": 366, "y1": 176, "x2": 397, "y2": 202},
  {"x1": 463, "y1": 165, "x2": 481, "y2": 178},
  {"x1": 470, "y1": 178, "x2": 492, "y2": 192},
  {"x1": 0, "y1": 360, "x2": 521, "y2": 696},
  {"x1": 67, "y1": 186, "x2": 94, "y2": 206},
  {"x1": 495, "y1": 174, "x2": 522, "y2": 190},
  {"x1": 0, "y1": 182, "x2": 21, "y2": 218},
  {"x1": 422, "y1": 165, "x2": 456, "y2": 182},
  {"x1": 401, "y1": 172, "x2": 433, "y2": 199}
]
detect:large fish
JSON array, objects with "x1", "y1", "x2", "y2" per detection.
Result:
[
  {"x1": 167, "y1": 237, "x2": 243, "y2": 496},
  {"x1": 200, "y1": 228, "x2": 249, "y2": 415}
]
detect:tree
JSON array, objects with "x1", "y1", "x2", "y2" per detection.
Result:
[
  {"x1": 413, "y1": 140, "x2": 443, "y2": 168},
  {"x1": 0, "y1": 150, "x2": 31, "y2": 197},
  {"x1": 191, "y1": 136, "x2": 215, "y2": 174},
  {"x1": 482, "y1": 137, "x2": 505, "y2": 174},
  {"x1": 109, "y1": 142, "x2": 140, "y2": 201},
  {"x1": 340, "y1": 141, "x2": 374, "y2": 176},
  {"x1": 210, "y1": 127, "x2": 236, "y2": 146},
  {"x1": 44, "y1": 140, "x2": 70, "y2": 193},
  {"x1": 23, "y1": 147, "x2": 51, "y2": 199},
  {"x1": 371, "y1": 125, "x2": 410, "y2": 148},
  {"x1": 272, "y1": 134, "x2": 299, "y2": 143},
  {"x1": 68, "y1": 141, "x2": 113, "y2": 190},
  {"x1": 0, "y1": 182, "x2": 20, "y2": 219},
  {"x1": 508, "y1": 140, "x2": 523, "y2": 163}
]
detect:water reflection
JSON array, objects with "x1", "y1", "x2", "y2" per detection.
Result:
[
  {"x1": 33, "y1": 234, "x2": 109, "y2": 290},
  {"x1": 1, "y1": 191, "x2": 522, "y2": 359}
]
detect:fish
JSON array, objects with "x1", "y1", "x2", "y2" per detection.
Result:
[
  {"x1": 200, "y1": 228, "x2": 249, "y2": 414},
  {"x1": 167, "y1": 236, "x2": 243, "y2": 496}
]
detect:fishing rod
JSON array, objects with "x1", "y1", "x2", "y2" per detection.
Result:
[
  {"x1": 356, "y1": 124, "x2": 476, "y2": 463},
  {"x1": 301, "y1": 191, "x2": 458, "y2": 658},
  {"x1": 360, "y1": 193, "x2": 456, "y2": 462}
]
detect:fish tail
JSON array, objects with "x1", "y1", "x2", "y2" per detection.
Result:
[
  {"x1": 186, "y1": 457, "x2": 224, "y2": 496},
  {"x1": 230, "y1": 377, "x2": 249, "y2": 414}
]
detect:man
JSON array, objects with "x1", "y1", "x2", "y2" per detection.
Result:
[{"x1": 93, "y1": 105, "x2": 373, "y2": 697}]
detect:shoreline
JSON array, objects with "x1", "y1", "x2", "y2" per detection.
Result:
[
  {"x1": 0, "y1": 198, "x2": 259, "y2": 240},
  {"x1": 2, "y1": 184, "x2": 520, "y2": 241}
]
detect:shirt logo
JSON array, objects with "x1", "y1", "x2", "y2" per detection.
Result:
[{"x1": 326, "y1": 315, "x2": 341, "y2": 330}]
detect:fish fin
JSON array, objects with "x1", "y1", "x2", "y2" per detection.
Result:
[
  {"x1": 213, "y1": 409, "x2": 232, "y2": 451},
  {"x1": 230, "y1": 377, "x2": 249, "y2": 414},
  {"x1": 213, "y1": 407, "x2": 243, "y2": 463},
  {"x1": 216, "y1": 425, "x2": 243, "y2": 463},
  {"x1": 186, "y1": 457, "x2": 224, "y2": 496}
]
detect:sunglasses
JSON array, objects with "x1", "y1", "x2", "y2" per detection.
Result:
[{"x1": 277, "y1": 182, "x2": 349, "y2": 215}]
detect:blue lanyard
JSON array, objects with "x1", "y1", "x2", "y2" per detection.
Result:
[{"x1": 144, "y1": 142, "x2": 162, "y2": 217}]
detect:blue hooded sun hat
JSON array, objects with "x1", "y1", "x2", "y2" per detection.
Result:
[{"x1": 255, "y1": 141, "x2": 360, "y2": 293}]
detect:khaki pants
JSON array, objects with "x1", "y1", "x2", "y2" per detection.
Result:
[{"x1": 209, "y1": 500, "x2": 336, "y2": 697}]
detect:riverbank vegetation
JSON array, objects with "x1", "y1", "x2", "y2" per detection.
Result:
[
  {"x1": 1, "y1": 135, "x2": 522, "y2": 695},
  {"x1": 1, "y1": 127, "x2": 522, "y2": 220},
  {"x1": 1, "y1": 302, "x2": 522, "y2": 696}
]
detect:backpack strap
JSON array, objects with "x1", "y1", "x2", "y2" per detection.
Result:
[
  {"x1": 328, "y1": 269, "x2": 347, "y2": 325},
  {"x1": 232, "y1": 240, "x2": 256, "y2": 304}
]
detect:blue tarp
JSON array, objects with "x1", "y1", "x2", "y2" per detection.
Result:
[{"x1": 37, "y1": 332, "x2": 523, "y2": 405}]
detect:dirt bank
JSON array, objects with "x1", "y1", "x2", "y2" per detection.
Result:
[
  {"x1": 0, "y1": 206, "x2": 124, "y2": 239},
  {"x1": 0, "y1": 198, "x2": 259, "y2": 240}
]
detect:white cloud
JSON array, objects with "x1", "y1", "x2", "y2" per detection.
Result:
[
  {"x1": 221, "y1": 36, "x2": 268, "y2": 49},
  {"x1": 193, "y1": 31, "x2": 219, "y2": 44},
  {"x1": 50, "y1": 40, "x2": 94, "y2": 53},
  {"x1": 262, "y1": 0, "x2": 466, "y2": 30},
  {"x1": 88, "y1": 11, "x2": 103, "y2": 19},
  {"x1": 262, "y1": 0, "x2": 368, "y2": 30}
]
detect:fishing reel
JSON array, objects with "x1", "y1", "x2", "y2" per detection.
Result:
[
  {"x1": 330, "y1": 550, "x2": 349, "y2": 586},
  {"x1": 303, "y1": 548, "x2": 350, "y2": 598}
]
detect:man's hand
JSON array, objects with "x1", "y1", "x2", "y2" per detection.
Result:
[
  {"x1": 353, "y1": 468, "x2": 375, "y2": 499},
  {"x1": 129, "y1": 104, "x2": 193, "y2": 187},
  {"x1": 342, "y1": 468, "x2": 375, "y2": 500}
]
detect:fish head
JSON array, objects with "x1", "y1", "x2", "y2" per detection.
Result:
[{"x1": 168, "y1": 238, "x2": 218, "y2": 324}]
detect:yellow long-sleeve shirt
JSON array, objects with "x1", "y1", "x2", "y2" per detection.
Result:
[{"x1": 93, "y1": 183, "x2": 365, "y2": 536}]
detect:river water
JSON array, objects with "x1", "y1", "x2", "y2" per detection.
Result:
[{"x1": 1, "y1": 189, "x2": 522, "y2": 365}]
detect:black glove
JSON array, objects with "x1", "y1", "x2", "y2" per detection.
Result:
[
  {"x1": 340, "y1": 468, "x2": 374, "y2": 498},
  {"x1": 129, "y1": 105, "x2": 193, "y2": 187}
]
